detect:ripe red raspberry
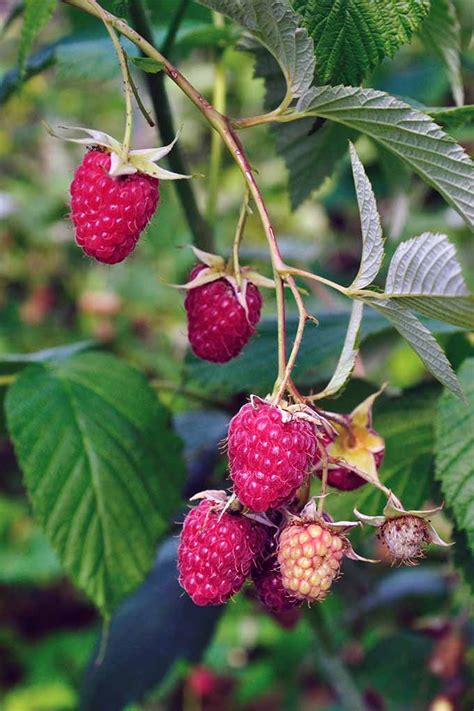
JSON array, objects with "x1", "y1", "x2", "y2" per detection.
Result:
[
  {"x1": 253, "y1": 559, "x2": 300, "y2": 613},
  {"x1": 184, "y1": 265, "x2": 262, "y2": 363},
  {"x1": 178, "y1": 499, "x2": 265, "y2": 606},
  {"x1": 378, "y1": 514, "x2": 430, "y2": 564},
  {"x1": 278, "y1": 521, "x2": 346, "y2": 602},
  {"x1": 227, "y1": 400, "x2": 317, "y2": 512},
  {"x1": 70, "y1": 148, "x2": 159, "y2": 264}
]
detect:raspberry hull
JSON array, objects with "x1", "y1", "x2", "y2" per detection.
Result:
[
  {"x1": 278, "y1": 521, "x2": 345, "y2": 602},
  {"x1": 379, "y1": 514, "x2": 430, "y2": 563},
  {"x1": 184, "y1": 265, "x2": 262, "y2": 363},
  {"x1": 70, "y1": 149, "x2": 159, "y2": 264},
  {"x1": 228, "y1": 401, "x2": 317, "y2": 512},
  {"x1": 178, "y1": 500, "x2": 264, "y2": 606},
  {"x1": 322, "y1": 448, "x2": 384, "y2": 491}
]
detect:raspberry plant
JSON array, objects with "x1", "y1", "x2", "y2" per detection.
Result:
[{"x1": 1, "y1": 0, "x2": 474, "y2": 708}]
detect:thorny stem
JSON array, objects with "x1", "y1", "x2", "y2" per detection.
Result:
[
  {"x1": 206, "y1": 11, "x2": 227, "y2": 225},
  {"x1": 87, "y1": 0, "x2": 133, "y2": 160},
  {"x1": 124, "y1": 54, "x2": 155, "y2": 127}
]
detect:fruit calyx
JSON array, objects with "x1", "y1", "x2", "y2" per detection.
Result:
[
  {"x1": 355, "y1": 495, "x2": 451, "y2": 565},
  {"x1": 45, "y1": 122, "x2": 190, "y2": 179},
  {"x1": 315, "y1": 389, "x2": 385, "y2": 491}
]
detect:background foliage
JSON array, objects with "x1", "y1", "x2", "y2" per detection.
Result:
[{"x1": 0, "y1": 0, "x2": 473, "y2": 709}]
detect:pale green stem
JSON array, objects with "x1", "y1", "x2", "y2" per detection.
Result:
[{"x1": 206, "y1": 12, "x2": 227, "y2": 225}]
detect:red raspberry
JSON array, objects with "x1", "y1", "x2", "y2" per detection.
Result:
[
  {"x1": 184, "y1": 265, "x2": 262, "y2": 363},
  {"x1": 278, "y1": 521, "x2": 346, "y2": 602},
  {"x1": 178, "y1": 499, "x2": 265, "y2": 606},
  {"x1": 227, "y1": 400, "x2": 317, "y2": 512},
  {"x1": 253, "y1": 559, "x2": 300, "y2": 613},
  {"x1": 70, "y1": 148, "x2": 159, "y2": 264}
]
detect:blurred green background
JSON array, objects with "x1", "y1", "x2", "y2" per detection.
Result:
[{"x1": 0, "y1": 1, "x2": 473, "y2": 709}]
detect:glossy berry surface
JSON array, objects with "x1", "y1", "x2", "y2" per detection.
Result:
[
  {"x1": 70, "y1": 148, "x2": 159, "y2": 264},
  {"x1": 184, "y1": 265, "x2": 262, "y2": 363},
  {"x1": 178, "y1": 500, "x2": 264, "y2": 606},
  {"x1": 228, "y1": 401, "x2": 317, "y2": 512},
  {"x1": 278, "y1": 521, "x2": 345, "y2": 602},
  {"x1": 379, "y1": 514, "x2": 429, "y2": 563},
  {"x1": 253, "y1": 560, "x2": 300, "y2": 612}
]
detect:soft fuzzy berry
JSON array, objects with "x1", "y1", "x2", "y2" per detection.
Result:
[
  {"x1": 184, "y1": 265, "x2": 262, "y2": 363},
  {"x1": 178, "y1": 499, "x2": 264, "y2": 606},
  {"x1": 253, "y1": 560, "x2": 300, "y2": 612},
  {"x1": 278, "y1": 521, "x2": 346, "y2": 602},
  {"x1": 70, "y1": 148, "x2": 159, "y2": 264},
  {"x1": 379, "y1": 515, "x2": 430, "y2": 564},
  {"x1": 228, "y1": 401, "x2": 317, "y2": 512}
]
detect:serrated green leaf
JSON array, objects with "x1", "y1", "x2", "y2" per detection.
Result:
[
  {"x1": 364, "y1": 298, "x2": 464, "y2": 400},
  {"x1": 349, "y1": 142, "x2": 384, "y2": 289},
  {"x1": 420, "y1": 0, "x2": 464, "y2": 107},
  {"x1": 5, "y1": 353, "x2": 184, "y2": 616},
  {"x1": 435, "y1": 358, "x2": 474, "y2": 553},
  {"x1": 382, "y1": 232, "x2": 474, "y2": 329},
  {"x1": 293, "y1": 0, "x2": 430, "y2": 85},
  {"x1": 294, "y1": 86, "x2": 474, "y2": 228},
  {"x1": 129, "y1": 56, "x2": 164, "y2": 73},
  {"x1": 276, "y1": 118, "x2": 356, "y2": 208},
  {"x1": 249, "y1": 47, "x2": 356, "y2": 208},
  {"x1": 428, "y1": 105, "x2": 474, "y2": 129},
  {"x1": 18, "y1": 0, "x2": 57, "y2": 77},
  {"x1": 313, "y1": 301, "x2": 364, "y2": 399},
  {"x1": 328, "y1": 384, "x2": 440, "y2": 523},
  {"x1": 197, "y1": 0, "x2": 315, "y2": 99}
]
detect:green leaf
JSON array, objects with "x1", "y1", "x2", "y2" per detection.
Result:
[
  {"x1": 293, "y1": 0, "x2": 430, "y2": 85},
  {"x1": 382, "y1": 232, "x2": 474, "y2": 329},
  {"x1": 313, "y1": 301, "x2": 364, "y2": 399},
  {"x1": 349, "y1": 142, "x2": 384, "y2": 289},
  {"x1": 295, "y1": 85, "x2": 474, "y2": 228},
  {"x1": 435, "y1": 358, "x2": 474, "y2": 554},
  {"x1": 5, "y1": 352, "x2": 184, "y2": 616},
  {"x1": 129, "y1": 56, "x2": 164, "y2": 73},
  {"x1": 276, "y1": 118, "x2": 356, "y2": 208},
  {"x1": 364, "y1": 298, "x2": 464, "y2": 400},
  {"x1": 197, "y1": 0, "x2": 315, "y2": 99},
  {"x1": 329, "y1": 383, "x2": 440, "y2": 523},
  {"x1": 18, "y1": 0, "x2": 57, "y2": 77},
  {"x1": 427, "y1": 105, "x2": 474, "y2": 129},
  {"x1": 420, "y1": 0, "x2": 464, "y2": 107}
]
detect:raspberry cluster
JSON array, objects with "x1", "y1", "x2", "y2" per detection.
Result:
[{"x1": 178, "y1": 397, "x2": 371, "y2": 611}]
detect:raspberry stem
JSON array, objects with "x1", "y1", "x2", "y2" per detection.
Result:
[
  {"x1": 86, "y1": 0, "x2": 133, "y2": 160},
  {"x1": 230, "y1": 188, "x2": 250, "y2": 288}
]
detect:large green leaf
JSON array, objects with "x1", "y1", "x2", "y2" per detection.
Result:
[
  {"x1": 420, "y1": 0, "x2": 464, "y2": 107},
  {"x1": 293, "y1": 0, "x2": 430, "y2": 85},
  {"x1": 18, "y1": 0, "x2": 57, "y2": 76},
  {"x1": 197, "y1": 0, "x2": 315, "y2": 99},
  {"x1": 382, "y1": 232, "x2": 474, "y2": 329},
  {"x1": 328, "y1": 383, "x2": 440, "y2": 523},
  {"x1": 294, "y1": 86, "x2": 474, "y2": 228},
  {"x1": 349, "y1": 142, "x2": 384, "y2": 289},
  {"x1": 435, "y1": 358, "x2": 474, "y2": 554},
  {"x1": 365, "y1": 299, "x2": 463, "y2": 399},
  {"x1": 5, "y1": 352, "x2": 184, "y2": 616}
]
